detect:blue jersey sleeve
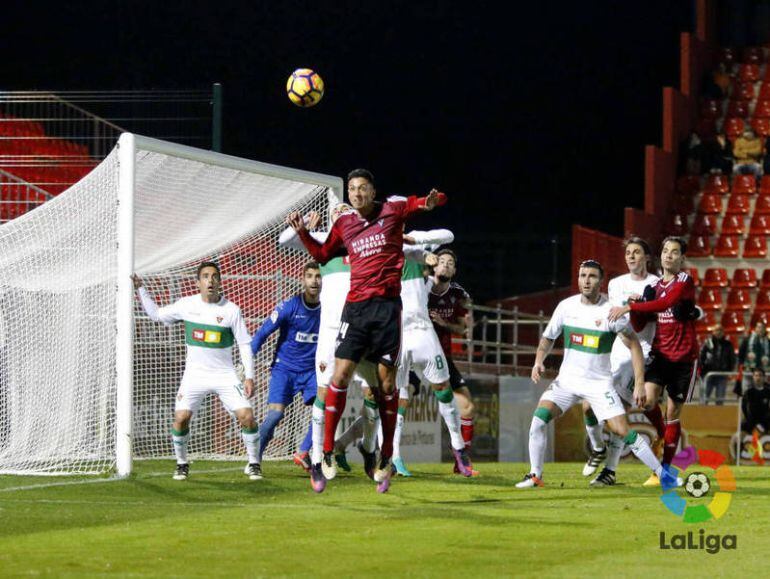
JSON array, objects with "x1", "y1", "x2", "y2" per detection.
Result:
[{"x1": 250, "y1": 298, "x2": 293, "y2": 355}]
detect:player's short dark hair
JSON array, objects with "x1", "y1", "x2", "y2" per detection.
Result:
[
  {"x1": 661, "y1": 235, "x2": 687, "y2": 255},
  {"x1": 578, "y1": 259, "x2": 604, "y2": 278},
  {"x1": 436, "y1": 248, "x2": 458, "y2": 266},
  {"x1": 754, "y1": 367, "x2": 765, "y2": 376},
  {"x1": 347, "y1": 168, "x2": 375, "y2": 188},
  {"x1": 623, "y1": 236, "x2": 652, "y2": 256},
  {"x1": 303, "y1": 261, "x2": 320, "y2": 274},
  {"x1": 196, "y1": 261, "x2": 221, "y2": 279}
]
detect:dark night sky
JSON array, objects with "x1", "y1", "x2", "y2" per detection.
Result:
[{"x1": 1, "y1": 0, "x2": 694, "y2": 301}]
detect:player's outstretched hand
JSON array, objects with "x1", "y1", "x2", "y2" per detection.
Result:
[
  {"x1": 608, "y1": 305, "x2": 630, "y2": 322},
  {"x1": 429, "y1": 310, "x2": 446, "y2": 327},
  {"x1": 424, "y1": 252, "x2": 438, "y2": 267},
  {"x1": 306, "y1": 211, "x2": 321, "y2": 230},
  {"x1": 244, "y1": 378, "x2": 255, "y2": 399},
  {"x1": 286, "y1": 211, "x2": 306, "y2": 232},
  {"x1": 424, "y1": 188, "x2": 446, "y2": 210},
  {"x1": 131, "y1": 274, "x2": 143, "y2": 290},
  {"x1": 633, "y1": 384, "x2": 647, "y2": 408},
  {"x1": 403, "y1": 235, "x2": 416, "y2": 245},
  {"x1": 531, "y1": 363, "x2": 545, "y2": 383}
]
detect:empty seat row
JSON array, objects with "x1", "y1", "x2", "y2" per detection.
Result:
[
  {"x1": 696, "y1": 116, "x2": 770, "y2": 139},
  {"x1": 697, "y1": 287, "x2": 770, "y2": 312},
  {"x1": 697, "y1": 266, "x2": 770, "y2": 288},
  {"x1": 677, "y1": 174, "x2": 766, "y2": 196},
  {"x1": 718, "y1": 47, "x2": 766, "y2": 66},
  {"x1": 687, "y1": 233, "x2": 769, "y2": 258}
]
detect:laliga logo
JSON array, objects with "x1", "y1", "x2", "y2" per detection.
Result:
[{"x1": 660, "y1": 446, "x2": 736, "y2": 523}]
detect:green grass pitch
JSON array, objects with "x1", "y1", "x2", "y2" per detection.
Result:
[{"x1": 1, "y1": 461, "x2": 765, "y2": 577}]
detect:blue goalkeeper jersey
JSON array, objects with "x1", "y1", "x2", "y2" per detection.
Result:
[{"x1": 250, "y1": 294, "x2": 320, "y2": 372}]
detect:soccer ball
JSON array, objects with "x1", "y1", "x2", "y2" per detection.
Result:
[
  {"x1": 286, "y1": 68, "x2": 325, "y2": 107},
  {"x1": 684, "y1": 472, "x2": 711, "y2": 498}
]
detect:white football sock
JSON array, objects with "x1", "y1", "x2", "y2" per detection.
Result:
[
  {"x1": 242, "y1": 429, "x2": 260, "y2": 464},
  {"x1": 605, "y1": 432, "x2": 624, "y2": 472},
  {"x1": 362, "y1": 400, "x2": 379, "y2": 453},
  {"x1": 335, "y1": 416, "x2": 364, "y2": 451},
  {"x1": 627, "y1": 431, "x2": 662, "y2": 473},
  {"x1": 393, "y1": 412, "x2": 405, "y2": 459},
  {"x1": 528, "y1": 416, "x2": 548, "y2": 478},
  {"x1": 586, "y1": 422, "x2": 605, "y2": 452},
  {"x1": 311, "y1": 402, "x2": 325, "y2": 465},
  {"x1": 171, "y1": 430, "x2": 189, "y2": 465},
  {"x1": 438, "y1": 399, "x2": 465, "y2": 451}
]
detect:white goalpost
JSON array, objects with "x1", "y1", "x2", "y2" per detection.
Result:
[{"x1": 0, "y1": 133, "x2": 342, "y2": 477}]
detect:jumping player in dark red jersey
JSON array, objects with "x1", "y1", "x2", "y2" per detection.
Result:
[
  {"x1": 609, "y1": 236, "x2": 697, "y2": 487},
  {"x1": 427, "y1": 249, "x2": 477, "y2": 474},
  {"x1": 287, "y1": 168, "x2": 446, "y2": 492}
]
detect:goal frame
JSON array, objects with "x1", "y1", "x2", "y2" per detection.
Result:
[{"x1": 114, "y1": 133, "x2": 344, "y2": 477}]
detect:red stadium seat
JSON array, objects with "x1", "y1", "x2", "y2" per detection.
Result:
[
  {"x1": 752, "y1": 117, "x2": 770, "y2": 138},
  {"x1": 761, "y1": 176, "x2": 770, "y2": 195},
  {"x1": 732, "y1": 174, "x2": 757, "y2": 195},
  {"x1": 728, "y1": 99, "x2": 750, "y2": 118},
  {"x1": 743, "y1": 47, "x2": 764, "y2": 65},
  {"x1": 755, "y1": 289, "x2": 770, "y2": 312},
  {"x1": 724, "y1": 117, "x2": 745, "y2": 141},
  {"x1": 683, "y1": 267, "x2": 701, "y2": 287},
  {"x1": 704, "y1": 173, "x2": 731, "y2": 195},
  {"x1": 739, "y1": 63, "x2": 761, "y2": 82},
  {"x1": 761, "y1": 269, "x2": 770, "y2": 289},
  {"x1": 720, "y1": 214, "x2": 746, "y2": 235},
  {"x1": 702, "y1": 267, "x2": 729, "y2": 288},
  {"x1": 760, "y1": 81, "x2": 770, "y2": 100},
  {"x1": 750, "y1": 214, "x2": 770, "y2": 234},
  {"x1": 736, "y1": 81, "x2": 756, "y2": 101},
  {"x1": 697, "y1": 193, "x2": 723, "y2": 215},
  {"x1": 665, "y1": 213, "x2": 688, "y2": 236},
  {"x1": 755, "y1": 194, "x2": 770, "y2": 215},
  {"x1": 756, "y1": 99, "x2": 770, "y2": 119},
  {"x1": 698, "y1": 288, "x2": 724, "y2": 311},
  {"x1": 673, "y1": 194, "x2": 695, "y2": 215},
  {"x1": 718, "y1": 47, "x2": 736, "y2": 66},
  {"x1": 714, "y1": 234, "x2": 740, "y2": 257},
  {"x1": 733, "y1": 268, "x2": 759, "y2": 288},
  {"x1": 701, "y1": 99, "x2": 723, "y2": 119},
  {"x1": 676, "y1": 175, "x2": 701, "y2": 196},
  {"x1": 725, "y1": 194, "x2": 750, "y2": 215},
  {"x1": 696, "y1": 310, "x2": 718, "y2": 333},
  {"x1": 725, "y1": 288, "x2": 752, "y2": 311},
  {"x1": 750, "y1": 311, "x2": 770, "y2": 327},
  {"x1": 691, "y1": 214, "x2": 719, "y2": 236},
  {"x1": 721, "y1": 311, "x2": 747, "y2": 335},
  {"x1": 687, "y1": 235, "x2": 712, "y2": 257},
  {"x1": 743, "y1": 235, "x2": 768, "y2": 258}
]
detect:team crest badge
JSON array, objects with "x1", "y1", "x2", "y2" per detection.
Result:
[
  {"x1": 595, "y1": 319, "x2": 602, "y2": 327},
  {"x1": 216, "y1": 316, "x2": 223, "y2": 323},
  {"x1": 378, "y1": 219, "x2": 384, "y2": 227}
]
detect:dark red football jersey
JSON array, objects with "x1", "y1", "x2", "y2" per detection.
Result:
[
  {"x1": 428, "y1": 282, "x2": 471, "y2": 357},
  {"x1": 298, "y1": 196, "x2": 426, "y2": 302},
  {"x1": 629, "y1": 271, "x2": 697, "y2": 363}
]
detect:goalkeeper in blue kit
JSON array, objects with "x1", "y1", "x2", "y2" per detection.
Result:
[{"x1": 250, "y1": 262, "x2": 322, "y2": 473}]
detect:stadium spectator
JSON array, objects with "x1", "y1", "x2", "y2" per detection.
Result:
[
  {"x1": 741, "y1": 369, "x2": 770, "y2": 434},
  {"x1": 702, "y1": 138, "x2": 733, "y2": 175},
  {"x1": 738, "y1": 321, "x2": 770, "y2": 390},
  {"x1": 680, "y1": 131, "x2": 702, "y2": 175},
  {"x1": 733, "y1": 128, "x2": 763, "y2": 175},
  {"x1": 699, "y1": 324, "x2": 736, "y2": 405}
]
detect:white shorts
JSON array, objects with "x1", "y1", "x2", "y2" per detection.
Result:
[
  {"x1": 541, "y1": 374, "x2": 625, "y2": 422},
  {"x1": 315, "y1": 324, "x2": 375, "y2": 391},
  {"x1": 611, "y1": 357, "x2": 635, "y2": 406},
  {"x1": 315, "y1": 325, "x2": 338, "y2": 388},
  {"x1": 175, "y1": 381, "x2": 251, "y2": 414},
  {"x1": 396, "y1": 326, "x2": 450, "y2": 398}
]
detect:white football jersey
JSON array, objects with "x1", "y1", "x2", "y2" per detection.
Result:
[
  {"x1": 607, "y1": 272, "x2": 658, "y2": 363},
  {"x1": 543, "y1": 294, "x2": 631, "y2": 381}
]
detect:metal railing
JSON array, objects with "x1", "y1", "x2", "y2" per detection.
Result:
[
  {"x1": 699, "y1": 371, "x2": 741, "y2": 405},
  {"x1": 453, "y1": 302, "x2": 560, "y2": 375}
]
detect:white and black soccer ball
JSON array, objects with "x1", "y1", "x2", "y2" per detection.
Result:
[{"x1": 684, "y1": 472, "x2": 711, "y2": 498}]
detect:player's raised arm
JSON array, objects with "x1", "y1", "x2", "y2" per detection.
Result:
[
  {"x1": 133, "y1": 274, "x2": 181, "y2": 325},
  {"x1": 287, "y1": 213, "x2": 345, "y2": 265},
  {"x1": 403, "y1": 189, "x2": 448, "y2": 217},
  {"x1": 250, "y1": 302, "x2": 287, "y2": 355}
]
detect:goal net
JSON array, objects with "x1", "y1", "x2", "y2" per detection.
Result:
[{"x1": 0, "y1": 133, "x2": 341, "y2": 476}]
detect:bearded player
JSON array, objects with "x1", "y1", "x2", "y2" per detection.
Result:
[
  {"x1": 428, "y1": 249, "x2": 477, "y2": 474},
  {"x1": 609, "y1": 236, "x2": 699, "y2": 486},
  {"x1": 287, "y1": 168, "x2": 446, "y2": 493},
  {"x1": 517, "y1": 260, "x2": 675, "y2": 489}
]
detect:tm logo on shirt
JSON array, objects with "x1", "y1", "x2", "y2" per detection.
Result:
[
  {"x1": 571, "y1": 334, "x2": 600, "y2": 349},
  {"x1": 192, "y1": 329, "x2": 222, "y2": 344}
]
